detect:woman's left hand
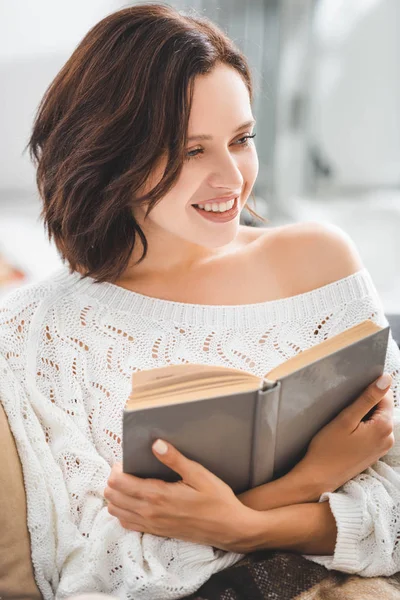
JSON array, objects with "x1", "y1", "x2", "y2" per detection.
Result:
[{"x1": 104, "y1": 439, "x2": 256, "y2": 552}]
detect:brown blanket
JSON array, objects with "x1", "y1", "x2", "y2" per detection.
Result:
[{"x1": 184, "y1": 551, "x2": 400, "y2": 600}]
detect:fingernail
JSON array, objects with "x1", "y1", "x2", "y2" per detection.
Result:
[
  {"x1": 376, "y1": 373, "x2": 392, "y2": 390},
  {"x1": 153, "y1": 439, "x2": 168, "y2": 454}
]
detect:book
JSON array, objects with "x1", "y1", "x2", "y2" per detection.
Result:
[{"x1": 123, "y1": 320, "x2": 390, "y2": 494}]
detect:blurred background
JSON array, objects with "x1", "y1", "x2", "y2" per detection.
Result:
[{"x1": 1, "y1": 0, "x2": 399, "y2": 312}]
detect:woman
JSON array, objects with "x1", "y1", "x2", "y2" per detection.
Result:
[{"x1": 1, "y1": 4, "x2": 399, "y2": 599}]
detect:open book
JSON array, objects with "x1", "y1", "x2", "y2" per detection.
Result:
[{"x1": 123, "y1": 320, "x2": 390, "y2": 493}]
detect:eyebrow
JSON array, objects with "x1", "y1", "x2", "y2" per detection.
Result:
[{"x1": 187, "y1": 119, "x2": 256, "y2": 142}]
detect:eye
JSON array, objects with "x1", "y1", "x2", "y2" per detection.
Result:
[
  {"x1": 185, "y1": 133, "x2": 256, "y2": 162},
  {"x1": 186, "y1": 148, "x2": 203, "y2": 159},
  {"x1": 234, "y1": 133, "x2": 256, "y2": 147}
]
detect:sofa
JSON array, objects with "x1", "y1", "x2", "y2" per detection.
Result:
[{"x1": 1, "y1": 315, "x2": 399, "y2": 600}]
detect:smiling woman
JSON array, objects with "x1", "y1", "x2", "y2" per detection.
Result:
[{"x1": 27, "y1": 4, "x2": 263, "y2": 285}]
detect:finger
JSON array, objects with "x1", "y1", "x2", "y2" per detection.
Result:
[
  {"x1": 360, "y1": 388, "x2": 394, "y2": 423},
  {"x1": 104, "y1": 485, "x2": 148, "y2": 512},
  {"x1": 120, "y1": 519, "x2": 149, "y2": 533},
  {"x1": 107, "y1": 502, "x2": 144, "y2": 528},
  {"x1": 152, "y1": 439, "x2": 210, "y2": 488},
  {"x1": 107, "y1": 463, "x2": 155, "y2": 498},
  {"x1": 340, "y1": 373, "x2": 392, "y2": 427},
  {"x1": 368, "y1": 389, "x2": 394, "y2": 427}
]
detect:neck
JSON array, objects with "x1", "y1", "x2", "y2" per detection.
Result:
[{"x1": 120, "y1": 224, "x2": 225, "y2": 283}]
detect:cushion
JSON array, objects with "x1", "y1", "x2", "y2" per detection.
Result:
[
  {"x1": 183, "y1": 550, "x2": 400, "y2": 600},
  {"x1": 0, "y1": 400, "x2": 43, "y2": 600}
]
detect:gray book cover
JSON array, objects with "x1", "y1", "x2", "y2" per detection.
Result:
[{"x1": 123, "y1": 326, "x2": 390, "y2": 494}]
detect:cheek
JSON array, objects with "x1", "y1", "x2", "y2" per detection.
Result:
[
  {"x1": 147, "y1": 181, "x2": 195, "y2": 226},
  {"x1": 163, "y1": 169, "x2": 201, "y2": 213},
  {"x1": 237, "y1": 149, "x2": 259, "y2": 202},
  {"x1": 243, "y1": 148, "x2": 259, "y2": 183}
]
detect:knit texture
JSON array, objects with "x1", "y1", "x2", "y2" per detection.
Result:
[{"x1": 0, "y1": 265, "x2": 399, "y2": 599}]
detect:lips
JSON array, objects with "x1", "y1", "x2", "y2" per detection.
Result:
[{"x1": 192, "y1": 197, "x2": 239, "y2": 223}]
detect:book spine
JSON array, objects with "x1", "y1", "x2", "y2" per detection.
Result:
[{"x1": 250, "y1": 382, "x2": 281, "y2": 487}]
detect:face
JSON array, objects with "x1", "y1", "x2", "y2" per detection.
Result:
[{"x1": 136, "y1": 63, "x2": 259, "y2": 250}]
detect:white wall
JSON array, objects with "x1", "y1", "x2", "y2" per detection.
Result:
[
  {"x1": 310, "y1": 0, "x2": 400, "y2": 187},
  {"x1": 0, "y1": 0, "x2": 120, "y2": 194}
]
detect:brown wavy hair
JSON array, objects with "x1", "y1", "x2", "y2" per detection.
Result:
[{"x1": 26, "y1": 2, "x2": 264, "y2": 283}]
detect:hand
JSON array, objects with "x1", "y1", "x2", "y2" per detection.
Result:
[
  {"x1": 292, "y1": 373, "x2": 394, "y2": 495},
  {"x1": 104, "y1": 439, "x2": 254, "y2": 553}
]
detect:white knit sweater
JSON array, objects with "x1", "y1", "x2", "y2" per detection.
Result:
[{"x1": 1, "y1": 265, "x2": 400, "y2": 600}]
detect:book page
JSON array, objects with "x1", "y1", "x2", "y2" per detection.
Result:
[
  {"x1": 265, "y1": 319, "x2": 381, "y2": 381},
  {"x1": 126, "y1": 363, "x2": 261, "y2": 408}
]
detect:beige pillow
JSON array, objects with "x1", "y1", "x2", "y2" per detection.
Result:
[{"x1": 0, "y1": 400, "x2": 43, "y2": 600}]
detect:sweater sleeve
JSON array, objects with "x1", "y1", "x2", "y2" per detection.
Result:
[
  {"x1": 0, "y1": 289, "x2": 243, "y2": 600},
  {"x1": 304, "y1": 289, "x2": 400, "y2": 576}
]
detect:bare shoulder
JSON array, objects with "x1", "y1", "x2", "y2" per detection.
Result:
[{"x1": 255, "y1": 221, "x2": 365, "y2": 295}]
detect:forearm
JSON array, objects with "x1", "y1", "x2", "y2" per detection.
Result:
[
  {"x1": 237, "y1": 465, "x2": 321, "y2": 511},
  {"x1": 243, "y1": 501, "x2": 337, "y2": 555}
]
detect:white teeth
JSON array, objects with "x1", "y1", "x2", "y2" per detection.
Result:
[{"x1": 194, "y1": 198, "x2": 236, "y2": 213}]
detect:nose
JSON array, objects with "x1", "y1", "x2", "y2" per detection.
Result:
[{"x1": 208, "y1": 151, "x2": 244, "y2": 192}]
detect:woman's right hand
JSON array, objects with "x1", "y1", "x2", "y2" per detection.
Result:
[{"x1": 292, "y1": 373, "x2": 395, "y2": 495}]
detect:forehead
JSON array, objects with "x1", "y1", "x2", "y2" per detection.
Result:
[{"x1": 188, "y1": 64, "x2": 253, "y2": 133}]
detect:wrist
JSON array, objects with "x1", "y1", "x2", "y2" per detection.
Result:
[
  {"x1": 241, "y1": 502, "x2": 337, "y2": 555},
  {"x1": 288, "y1": 460, "x2": 327, "y2": 501},
  {"x1": 228, "y1": 505, "x2": 269, "y2": 553}
]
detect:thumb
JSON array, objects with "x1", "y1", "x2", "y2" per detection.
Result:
[
  {"x1": 341, "y1": 373, "x2": 392, "y2": 426},
  {"x1": 152, "y1": 438, "x2": 211, "y2": 488}
]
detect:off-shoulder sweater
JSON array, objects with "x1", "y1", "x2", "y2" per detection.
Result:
[{"x1": 1, "y1": 265, "x2": 400, "y2": 599}]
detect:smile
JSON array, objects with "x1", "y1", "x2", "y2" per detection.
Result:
[{"x1": 191, "y1": 197, "x2": 239, "y2": 223}]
